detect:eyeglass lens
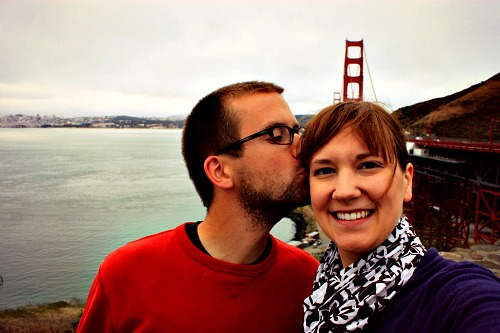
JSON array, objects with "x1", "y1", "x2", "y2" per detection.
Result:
[{"x1": 269, "y1": 126, "x2": 294, "y2": 144}]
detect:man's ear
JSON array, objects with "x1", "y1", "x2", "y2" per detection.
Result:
[{"x1": 204, "y1": 156, "x2": 234, "y2": 189}]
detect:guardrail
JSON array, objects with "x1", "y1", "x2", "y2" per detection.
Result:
[{"x1": 407, "y1": 138, "x2": 500, "y2": 153}]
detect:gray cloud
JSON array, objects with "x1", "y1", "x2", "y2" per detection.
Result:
[{"x1": 0, "y1": 0, "x2": 498, "y2": 117}]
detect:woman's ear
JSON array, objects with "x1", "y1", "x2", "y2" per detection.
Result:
[
  {"x1": 204, "y1": 155, "x2": 234, "y2": 189},
  {"x1": 403, "y1": 163, "x2": 414, "y2": 202}
]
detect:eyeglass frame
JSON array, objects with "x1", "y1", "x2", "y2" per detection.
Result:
[{"x1": 215, "y1": 125, "x2": 305, "y2": 156}]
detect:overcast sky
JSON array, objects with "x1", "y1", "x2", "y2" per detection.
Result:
[{"x1": 1, "y1": 0, "x2": 498, "y2": 118}]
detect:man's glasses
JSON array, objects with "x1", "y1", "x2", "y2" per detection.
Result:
[{"x1": 215, "y1": 125, "x2": 305, "y2": 155}]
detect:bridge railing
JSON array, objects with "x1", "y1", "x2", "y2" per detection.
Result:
[{"x1": 407, "y1": 138, "x2": 500, "y2": 153}]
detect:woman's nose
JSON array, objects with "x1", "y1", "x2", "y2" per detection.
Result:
[{"x1": 332, "y1": 172, "x2": 360, "y2": 201}]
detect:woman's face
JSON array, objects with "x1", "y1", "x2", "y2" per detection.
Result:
[{"x1": 309, "y1": 128, "x2": 413, "y2": 267}]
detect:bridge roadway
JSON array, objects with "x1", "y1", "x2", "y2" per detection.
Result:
[{"x1": 407, "y1": 137, "x2": 500, "y2": 154}]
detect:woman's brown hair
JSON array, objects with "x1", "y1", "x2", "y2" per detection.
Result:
[{"x1": 300, "y1": 101, "x2": 409, "y2": 172}]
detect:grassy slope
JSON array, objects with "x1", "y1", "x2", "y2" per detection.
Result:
[{"x1": 0, "y1": 301, "x2": 83, "y2": 333}]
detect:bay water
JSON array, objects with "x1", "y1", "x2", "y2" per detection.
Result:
[{"x1": 0, "y1": 128, "x2": 294, "y2": 308}]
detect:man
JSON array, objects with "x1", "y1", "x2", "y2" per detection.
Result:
[{"x1": 77, "y1": 81, "x2": 319, "y2": 332}]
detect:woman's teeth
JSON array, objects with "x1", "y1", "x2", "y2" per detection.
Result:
[{"x1": 336, "y1": 211, "x2": 370, "y2": 220}]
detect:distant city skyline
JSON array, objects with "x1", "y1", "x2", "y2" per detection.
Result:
[
  {"x1": 1, "y1": 1, "x2": 498, "y2": 118},
  {"x1": 0, "y1": 113, "x2": 185, "y2": 128},
  {"x1": 0, "y1": 113, "x2": 187, "y2": 120}
]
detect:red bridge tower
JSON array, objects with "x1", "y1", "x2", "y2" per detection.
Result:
[{"x1": 342, "y1": 40, "x2": 364, "y2": 101}]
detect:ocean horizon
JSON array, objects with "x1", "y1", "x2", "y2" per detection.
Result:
[{"x1": 0, "y1": 128, "x2": 295, "y2": 308}]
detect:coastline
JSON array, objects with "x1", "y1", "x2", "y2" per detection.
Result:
[{"x1": 0, "y1": 300, "x2": 83, "y2": 333}]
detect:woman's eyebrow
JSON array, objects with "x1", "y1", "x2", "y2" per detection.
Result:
[
  {"x1": 310, "y1": 158, "x2": 332, "y2": 166},
  {"x1": 356, "y1": 152, "x2": 377, "y2": 160}
]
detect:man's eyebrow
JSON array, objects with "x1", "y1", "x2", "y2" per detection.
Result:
[{"x1": 260, "y1": 121, "x2": 299, "y2": 129}]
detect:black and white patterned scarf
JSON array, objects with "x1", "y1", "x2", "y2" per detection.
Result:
[{"x1": 304, "y1": 216, "x2": 426, "y2": 332}]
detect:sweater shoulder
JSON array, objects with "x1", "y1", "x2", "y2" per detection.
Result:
[
  {"x1": 406, "y1": 248, "x2": 500, "y2": 301},
  {"x1": 273, "y1": 237, "x2": 319, "y2": 269},
  {"x1": 100, "y1": 223, "x2": 188, "y2": 270},
  {"x1": 370, "y1": 248, "x2": 500, "y2": 332},
  {"x1": 415, "y1": 248, "x2": 500, "y2": 283}
]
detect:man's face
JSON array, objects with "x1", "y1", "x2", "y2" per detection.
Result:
[{"x1": 229, "y1": 92, "x2": 310, "y2": 227}]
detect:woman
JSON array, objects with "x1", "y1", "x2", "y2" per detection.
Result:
[{"x1": 301, "y1": 101, "x2": 500, "y2": 332}]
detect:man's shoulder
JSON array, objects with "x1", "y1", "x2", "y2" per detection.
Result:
[
  {"x1": 117, "y1": 228, "x2": 175, "y2": 251},
  {"x1": 102, "y1": 223, "x2": 189, "y2": 266},
  {"x1": 273, "y1": 238, "x2": 319, "y2": 266}
]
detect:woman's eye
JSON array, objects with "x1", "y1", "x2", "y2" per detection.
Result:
[
  {"x1": 313, "y1": 168, "x2": 335, "y2": 176},
  {"x1": 359, "y1": 161, "x2": 382, "y2": 169}
]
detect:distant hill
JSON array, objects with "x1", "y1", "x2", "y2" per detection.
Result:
[
  {"x1": 297, "y1": 114, "x2": 314, "y2": 127},
  {"x1": 392, "y1": 72, "x2": 500, "y2": 142}
]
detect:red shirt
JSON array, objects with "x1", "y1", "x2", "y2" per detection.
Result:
[{"x1": 77, "y1": 223, "x2": 319, "y2": 332}]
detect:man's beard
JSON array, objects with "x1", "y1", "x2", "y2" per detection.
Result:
[{"x1": 237, "y1": 168, "x2": 309, "y2": 231}]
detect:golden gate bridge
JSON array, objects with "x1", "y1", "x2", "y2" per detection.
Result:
[{"x1": 335, "y1": 39, "x2": 499, "y2": 250}]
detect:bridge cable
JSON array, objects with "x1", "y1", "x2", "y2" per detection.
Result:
[{"x1": 363, "y1": 46, "x2": 378, "y2": 102}]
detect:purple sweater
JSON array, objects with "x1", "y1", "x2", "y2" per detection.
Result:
[{"x1": 366, "y1": 248, "x2": 500, "y2": 332}]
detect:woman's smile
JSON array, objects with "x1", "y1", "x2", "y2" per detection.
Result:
[{"x1": 333, "y1": 209, "x2": 374, "y2": 221}]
